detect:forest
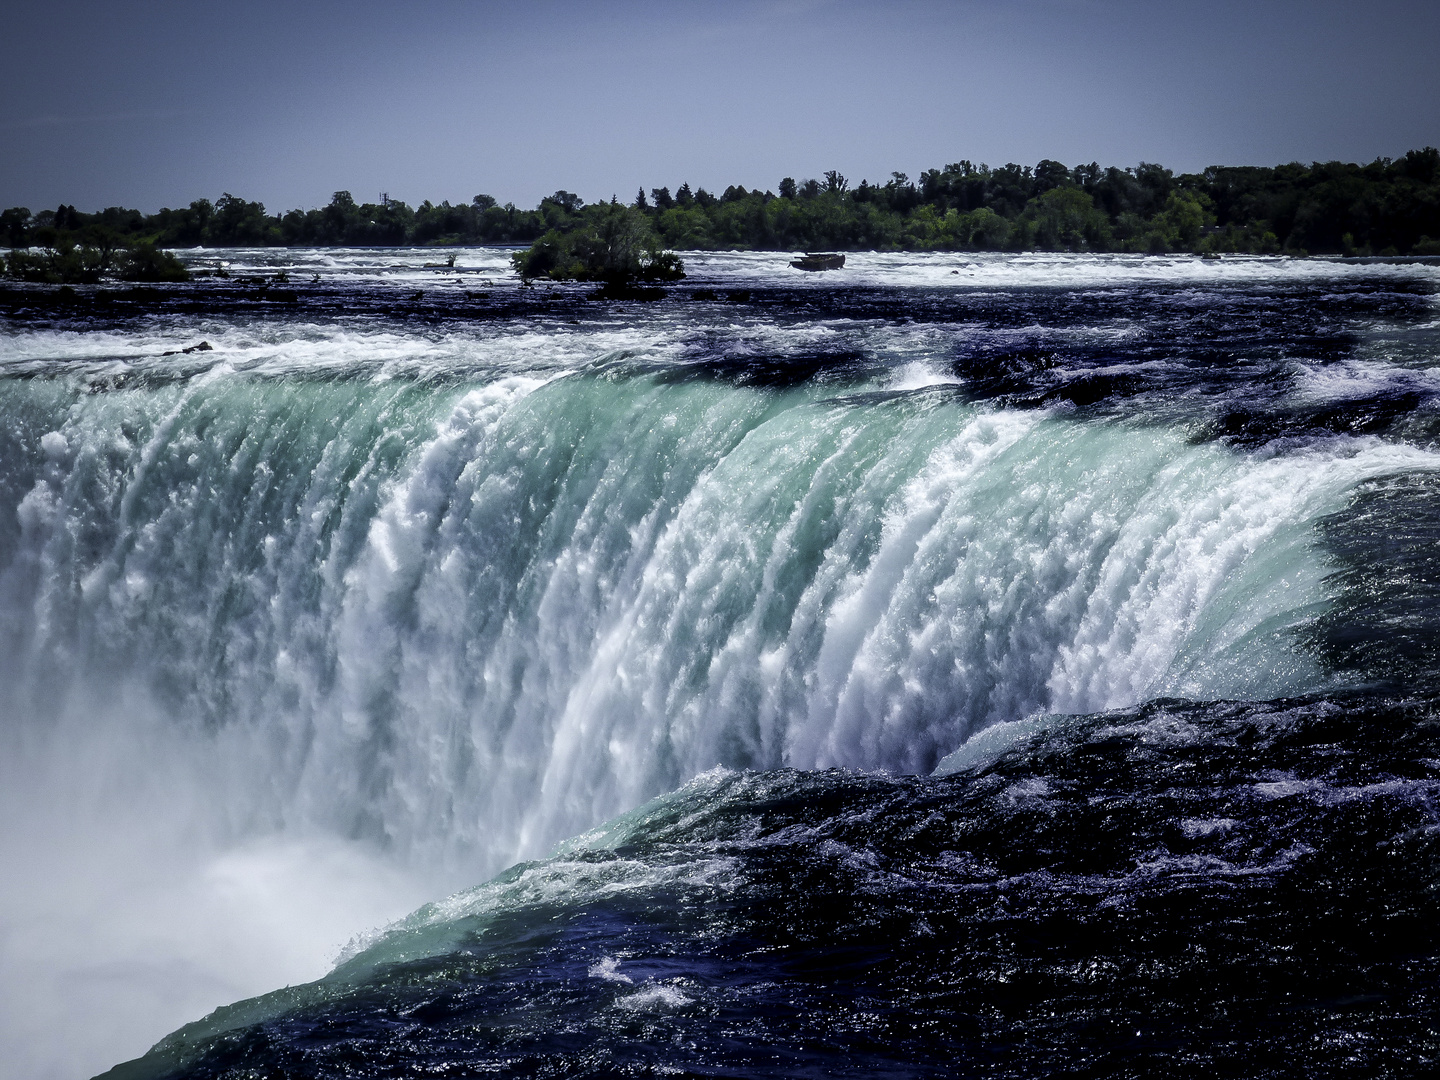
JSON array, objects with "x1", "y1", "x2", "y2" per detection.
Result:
[{"x1": 4, "y1": 149, "x2": 1440, "y2": 279}]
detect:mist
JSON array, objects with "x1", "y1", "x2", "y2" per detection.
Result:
[{"x1": 0, "y1": 701, "x2": 441, "y2": 1080}]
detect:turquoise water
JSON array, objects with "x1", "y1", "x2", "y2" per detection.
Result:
[{"x1": 2, "y1": 250, "x2": 1439, "y2": 1077}]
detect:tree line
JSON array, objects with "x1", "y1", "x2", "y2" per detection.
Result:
[{"x1": 5, "y1": 149, "x2": 1440, "y2": 269}]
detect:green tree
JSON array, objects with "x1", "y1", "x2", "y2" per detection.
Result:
[
  {"x1": 1022, "y1": 188, "x2": 1111, "y2": 250},
  {"x1": 1, "y1": 207, "x2": 31, "y2": 247},
  {"x1": 210, "y1": 193, "x2": 277, "y2": 245},
  {"x1": 1151, "y1": 190, "x2": 1213, "y2": 250},
  {"x1": 961, "y1": 207, "x2": 1012, "y2": 249}
]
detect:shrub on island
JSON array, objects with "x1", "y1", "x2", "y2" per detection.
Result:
[
  {"x1": 3, "y1": 239, "x2": 106, "y2": 284},
  {"x1": 2, "y1": 238, "x2": 190, "y2": 284},
  {"x1": 118, "y1": 243, "x2": 191, "y2": 282},
  {"x1": 511, "y1": 203, "x2": 684, "y2": 288}
]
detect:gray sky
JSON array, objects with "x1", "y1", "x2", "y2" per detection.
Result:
[{"x1": 2, "y1": 0, "x2": 1438, "y2": 214}]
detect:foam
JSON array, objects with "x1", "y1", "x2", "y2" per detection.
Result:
[
  {"x1": 168, "y1": 247, "x2": 1440, "y2": 293},
  {"x1": 615, "y1": 984, "x2": 693, "y2": 1011}
]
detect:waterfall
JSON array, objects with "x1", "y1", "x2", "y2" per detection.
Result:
[{"x1": 4, "y1": 362, "x2": 1426, "y2": 877}]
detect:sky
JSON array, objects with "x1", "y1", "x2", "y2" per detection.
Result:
[{"x1": 2, "y1": 0, "x2": 1438, "y2": 214}]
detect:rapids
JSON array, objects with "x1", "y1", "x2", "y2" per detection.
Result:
[{"x1": 2, "y1": 250, "x2": 1438, "y2": 1078}]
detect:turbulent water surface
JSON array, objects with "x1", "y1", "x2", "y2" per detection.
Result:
[{"x1": 2, "y1": 250, "x2": 1439, "y2": 1078}]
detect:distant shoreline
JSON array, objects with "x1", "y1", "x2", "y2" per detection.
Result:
[{"x1": 5, "y1": 149, "x2": 1440, "y2": 259}]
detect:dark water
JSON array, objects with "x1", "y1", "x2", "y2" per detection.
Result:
[
  {"x1": 106, "y1": 694, "x2": 1440, "y2": 1079},
  {"x1": 2, "y1": 251, "x2": 1439, "y2": 1077}
]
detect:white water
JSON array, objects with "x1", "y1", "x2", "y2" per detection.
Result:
[
  {"x1": 168, "y1": 245, "x2": 1440, "y2": 292},
  {"x1": 0, "y1": 753, "x2": 433, "y2": 1080},
  {"x1": 3, "y1": 253, "x2": 1439, "y2": 1078}
]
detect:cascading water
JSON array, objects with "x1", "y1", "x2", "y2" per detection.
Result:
[
  {"x1": 3, "y1": 250, "x2": 1439, "y2": 1079},
  {"x1": 5, "y1": 361, "x2": 1405, "y2": 863}
]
